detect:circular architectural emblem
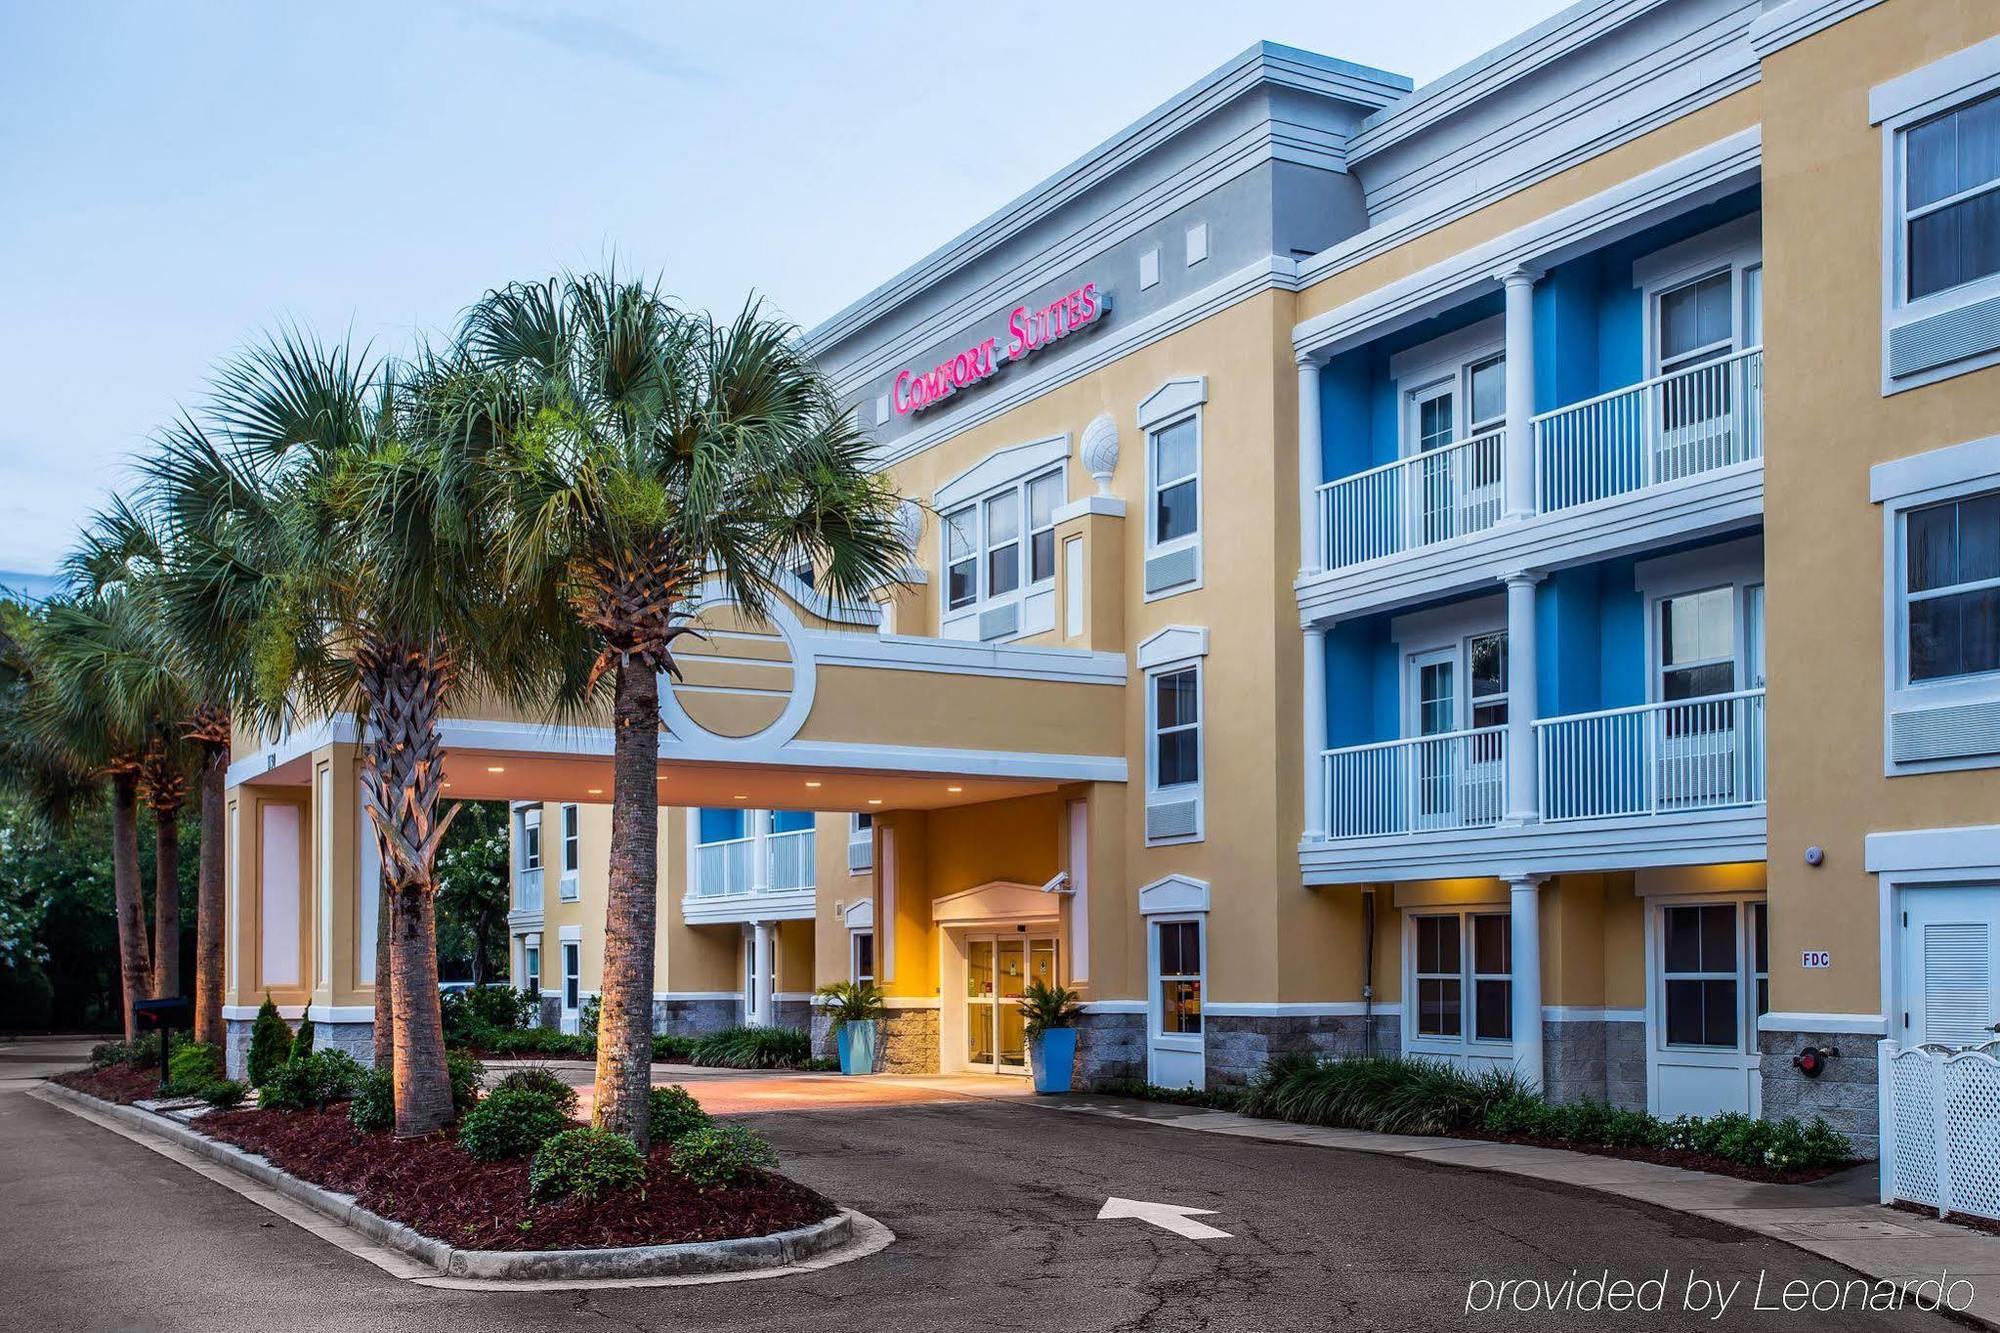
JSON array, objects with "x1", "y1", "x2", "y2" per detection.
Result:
[{"x1": 656, "y1": 581, "x2": 817, "y2": 753}]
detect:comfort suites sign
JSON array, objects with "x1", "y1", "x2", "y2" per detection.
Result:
[{"x1": 890, "y1": 280, "x2": 1110, "y2": 415}]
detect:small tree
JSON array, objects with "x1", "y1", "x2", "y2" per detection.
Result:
[
  {"x1": 292, "y1": 1012, "x2": 316, "y2": 1060},
  {"x1": 246, "y1": 993, "x2": 294, "y2": 1086}
]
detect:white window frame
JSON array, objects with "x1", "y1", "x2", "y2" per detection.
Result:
[
  {"x1": 558, "y1": 802, "x2": 580, "y2": 900},
  {"x1": 850, "y1": 928, "x2": 875, "y2": 987},
  {"x1": 1652, "y1": 896, "x2": 1765, "y2": 1055},
  {"x1": 1387, "y1": 316, "x2": 1506, "y2": 459},
  {"x1": 519, "y1": 806, "x2": 542, "y2": 872},
  {"x1": 522, "y1": 939, "x2": 541, "y2": 998},
  {"x1": 741, "y1": 929, "x2": 766, "y2": 1020},
  {"x1": 1874, "y1": 36, "x2": 2000, "y2": 392},
  {"x1": 1389, "y1": 594, "x2": 1507, "y2": 732},
  {"x1": 1150, "y1": 916, "x2": 1205, "y2": 1039},
  {"x1": 1403, "y1": 907, "x2": 1515, "y2": 1058},
  {"x1": 1875, "y1": 435, "x2": 2000, "y2": 773},
  {"x1": 560, "y1": 938, "x2": 581, "y2": 1014},
  {"x1": 1139, "y1": 626, "x2": 1208, "y2": 847},
  {"x1": 1633, "y1": 214, "x2": 1764, "y2": 379},
  {"x1": 937, "y1": 463, "x2": 1067, "y2": 629},
  {"x1": 848, "y1": 811, "x2": 873, "y2": 875},
  {"x1": 1138, "y1": 378, "x2": 1206, "y2": 601},
  {"x1": 1634, "y1": 537, "x2": 1765, "y2": 707}
]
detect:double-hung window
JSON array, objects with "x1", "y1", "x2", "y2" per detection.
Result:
[
  {"x1": 851, "y1": 929, "x2": 875, "y2": 987},
  {"x1": 1151, "y1": 419, "x2": 1198, "y2": 548},
  {"x1": 1154, "y1": 920, "x2": 1202, "y2": 1036},
  {"x1": 520, "y1": 808, "x2": 542, "y2": 871},
  {"x1": 1661, "y1": 903, "x2": 1742, "y2": 1050},
  {"x1": 1905, "y1": 491, "x2": 2000, "y2": 683},
  {"x1": 1152, "y1": 667, "x2": 1200, "y2": 790},
  {"x1": 1027, "y1": 471, "x2": 1062, "y2": 583},
  {"x1": 1875, "y1": 44, "x2": 2000, "y2": 388},
  {"x1": 523, "y1": 943, "x2": 540, "y2": 997},
  {"x1": 558, "y1": 803, "x2": 580, "y2": 901},
  {"x1": 1138, "y1": 378, "x2": 1206, "y2": 598},
  {"x1": 1412, "y1": 911, "x2": 1512, "y2": 1048},
  {"x1": 945, "y1": 506, "x2": 978, "y2": 611},
  {"x1": 984, "y1": 489, "x2": 1020, "y2": 598},
  {"x1": 937, "y1": 461, "x2": 1066, "y2": 631},
  {"x1": 561, "y1": 941, "x2": 580, "y2": 1012}
]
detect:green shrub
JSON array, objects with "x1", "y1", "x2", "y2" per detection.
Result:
[
  {"x1": 580, "y1": 994, "x2": 601, "y2": 1040},
  {"x1": 1256, "y1": 1055, "x2": 1525, "y2": 1136},
  {"x1": 648, "y1": 1085, "x2": 711, "y2": 1144},
  {"x1": 457, "y1": 1088, "x2": 573, "y2": 1162},
  {"x1": 1017, "y1": 978, "x2": 1083, "y2": 1037},
  {"x1": 291, "y1": 1015, "x2": 315, "y2": 1060},
  {"x1": 166, "y1": 1041, "x2": 224, "y2": 1096},
  {"x1": 473, "y1": 1027, "x2": 593, "y2": 1059},
  {"x1": 670, "y1": 1123, "x2": 778, "y2": 1186},
  {"x1": 246, "y1": 995, "x2": 294, "y2": 1087},
  {"x1": 258, "y1": 1050, "x2": 365, "y2": 1112},
  {"x1": 690, "y1": 1025, "x2": 811, "y2": 1070},
  {"x1": 441, "y1": 985, "x2": 537, "y2": 1047},
  {"x1": 652, "y1": 1034, "x2": 697, "y2": 1063},
  {"x1": 1096, "y1": 1077, "x2": 1247, "y2": 1111},
  {"x1": 204, "y1": 1079, "x2": 248, "y2": 1111},
  {"x1": 447, "y1": 1049, "x2": 486, "y2": 1115},
  {"x1": 813, "y1": 980, "x2": 885, "y2": 1028},
  {"x1": 90, "y1": 1039, "x2": 131, "y2": 1069},
  {"x1": 528, "y1": 1127, "x2": 645, "y2": 1203},
  {"x1": 494, "y1": 1067, "x2": 578, "y2": 1115},
  {"x1": 349, "y1": 1069, "x2": 394, "y2": 1133}
]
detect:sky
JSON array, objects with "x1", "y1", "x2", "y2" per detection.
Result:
[{"x1": 0, "y1": 0, "x2": 1568, "y2": 582}]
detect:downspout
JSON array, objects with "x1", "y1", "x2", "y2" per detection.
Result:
[{"x1": 1362, "y1": 887, "x2": 1377, "y2": 1056}]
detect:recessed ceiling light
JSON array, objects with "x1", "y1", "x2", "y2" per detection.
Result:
[
  {"x1": 867, "y1": 798, "x2": 883, "y2": 805},
  {"x1": 804, "y1": 781, "x2": 822, "y2": 788},
  {"x1": 946, "y1": 785, "x2": 963, "y2": 793},
  {"x1": 587, "y1": 788, "x2": 603, "y2": 795},
  {"x1": 442, "y1": 783, "x2": 453, "y2": 789},
  {"x1": 486, "y1": 766, "x2": 505, "y2": 773},
  {"x1": 734, "y1": 794, "x2": 748, "y2": 801}
]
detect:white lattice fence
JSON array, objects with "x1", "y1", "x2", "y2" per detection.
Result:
[{"x1": 1881, "y1": 1039, "x2": 2000, "y2": 1221}]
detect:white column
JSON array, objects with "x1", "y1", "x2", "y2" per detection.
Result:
[
  {"x1": 1504, "y1": 572, "x2": 1541, "y2": 823},
  {"x1": 751, "y1": 919, "x2": 775, "y2": 1027},
  {"x1": 1298, "y1": 355, "x2": 1324, "y2": 575},
  {"x1": 751, "y1": 808, "x2": 771, "y2": 892},
  {"x1": 1302, "y1": 626, "x2": 1328, "y2": 842},
  {"x1": 1508, "y1": 876, "x2": 1544, "y2": 1092},
  {"x1": 1497, "y1": 264, "x2": 1543, "y2": 519}
]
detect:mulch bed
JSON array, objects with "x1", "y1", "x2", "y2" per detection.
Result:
[
  {"x1": 53, "y1": 1064, "x2": 167, "y2": 1105},
  {"x1": 198, "y1": 1106, "x2": 835, "y2": 1251},
  {"x1": 1891, "y1": 1199, "x2": 2000, "y2": 1236},
  {"x1": 1468, "y1": 1129, "x2": 1854, "y2": 1185}
]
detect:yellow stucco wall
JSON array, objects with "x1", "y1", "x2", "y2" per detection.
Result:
[{"x1": 1761, "y1": 0, "x2": 2000, "y2": 1017}]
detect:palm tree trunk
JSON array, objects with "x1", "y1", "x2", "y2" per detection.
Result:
[
  {"x1": 373, "y1": 865, "x2": 394, "y2": 1071},
  {"x1": 388, "y1": 877, "x2": 451, "y2": 1132},
  {"x1": 193, "y1": 746, "x2": 226, "y2": 1047},
  {"x1": 593, "y1": 660, "x2": 660, "y2": 1150},
  {"x1": 151, "y1": 802, "x2": 182, "y2": 998},
  {"x1": 110, "y1": 770, "x2": 150, "y2": 1040}
]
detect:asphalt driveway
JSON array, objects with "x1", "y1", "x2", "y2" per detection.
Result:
[{"x1": 0, "y1": 1039, "x2": 1971, "y2": 1332}]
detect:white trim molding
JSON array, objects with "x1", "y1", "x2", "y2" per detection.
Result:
[
  {"x1": 1747, "y1": 0, "x2": 1885, "y2": 58},
  {"x1": 1865, "y1": 824, "x2": 2000, "y2": 875},
  {"x1": 1756, "y1": 1011, "x2": 1888, "y2": 1036},
  {"x1": 1138, "y1": 872, "x2": 1211, "y2": 915},
  {"x1": 934, "y1": 434, "x2": 1070, "y2": 511},
  {"x1": 1136, "y1": 625, "x2": 1209, "y2": 671}
]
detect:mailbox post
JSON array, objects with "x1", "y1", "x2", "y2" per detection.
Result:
[{"x1": 133, "y1": 997, "x2": 195, "y2": 1096}]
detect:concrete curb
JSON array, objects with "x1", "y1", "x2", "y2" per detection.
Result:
[{"x1": 38, "y1": 1082, "x2": 855, "y2": 1281}]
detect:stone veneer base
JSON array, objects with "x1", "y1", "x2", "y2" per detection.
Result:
[
  {"x1": 225, "y1": 1018, "x2": 376, "y2": 1081},
  {"x1": 1758, "y1": 1027, "x2": 1881, "y2": 1159}
]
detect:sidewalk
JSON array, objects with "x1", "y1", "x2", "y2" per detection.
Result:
[{"x1": 986, "y1": 1088, "x2": 2000, "y2": 1329}]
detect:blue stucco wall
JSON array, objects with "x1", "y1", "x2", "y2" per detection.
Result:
[{"x1": 697, "y1": 808, "x2": 744, "y2": 843}]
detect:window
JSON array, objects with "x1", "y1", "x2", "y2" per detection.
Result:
[
  {"x1": 1413, "y1": 911, "x2": 1513, "y2": 1046},
  {"x1": 742, "y1": 935, "x2": 765, "y2": 1020},
  {"x1": 1657, "y1": 270, "x2": 1735, "y2": 375},
  {"x1": 1751, "y1": 902, "x2": 1769, "y2": 1021},
  {"x1": 1151, "y1": 666, "x2": 1199, "y2": 790},
  {"x1": 1467, "y1": 354, "x2": 1506, "y2": 434},
  {"x1": 1662, "y1": 903, "x2": 1738, "y2": 1048},
  {"x1": 1155, "y1": 920, "x2": 1202, "y2": 1035},
  {"x1": 561, "y1": 942, "x2": 580, "y2": 1012},
  {"x1": 1903, "y1": 90, "x2": 2000, "y2": 302},
  {"x1": 1414, "y1": 915, "x2": 1462, "y2": 1039},
  {"x1": 524, "y1": 944, "x2": 540, "y2": 997},
  {"x1": 848, "y1": 811, "x2": 874, "y2": 874},
  {"x1": 520, "y1": 808, "x2": 542, "y2": 871},
  {"x1": 940, "y1": 466, "x2": 1065, "y2": 615},
  {"x1": 851, "y1": 930, "x2": 875, "y2": 987},
  {"x1": 560, "y1": 804, "x2": 580, "y2": 874},
  {"x1": 1151, "y1": 418, "x2": 1198, "y2": 547},
  {"x1": 1027, "y1": 471, "x2": 1062, "y2": 584},
  {"x1": 1905, "y1": 492, "x2": 2000, "y2": 682},
  {"x1": 1468, "y1": 631, "x2": 1508, "y2": 729},
  {"x1": 1659, "y1": 586, "x2": 1736, "y2": 701}
]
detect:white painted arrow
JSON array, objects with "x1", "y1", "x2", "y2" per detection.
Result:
[{"x1": 1097, "y1": 1196, "x2": 1233, "y2": 1240}]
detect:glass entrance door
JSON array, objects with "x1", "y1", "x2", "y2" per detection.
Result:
[{"x1": 965, "y1": 933, "x2": 1056, "y2": 1074}]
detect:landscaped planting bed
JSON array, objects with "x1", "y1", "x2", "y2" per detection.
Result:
[
  {"x1": 199, "y1": 1106, "x2": 834, "y2": 1251},
  {"x1": 54, "y1": 1062, "x2": 165, "y2": 1105}
]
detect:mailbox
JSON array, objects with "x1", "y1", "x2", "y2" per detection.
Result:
[{"x1": 133, "y1": 997, "x2": 195, "y2": 1095}]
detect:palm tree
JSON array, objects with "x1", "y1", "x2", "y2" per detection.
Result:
[
  {"x1": 458, "y1": 271, "x2": 907, "y2": 1148},
  {"x1": 186, "y1": 329, "x2": 519, "y2": 1134}
]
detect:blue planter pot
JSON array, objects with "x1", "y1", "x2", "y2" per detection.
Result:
[
  {"x1": 836, "y1": 1019, "x2": 877, "y2": 1075},
  {"x1": 1029, "y1": 1027, "x2": 1078, "y2": 1094}
]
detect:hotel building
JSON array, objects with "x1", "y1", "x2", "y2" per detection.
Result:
[{"x1": 224, "y1": 0, "x2": 2000, "y2": 1162}]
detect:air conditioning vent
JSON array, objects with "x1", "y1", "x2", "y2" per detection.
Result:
[
  {"x1": 1891, "y1": 699, "x2": 2000, "y2": 764},
  {"x1": 847, "y1": 839, "x2": 873, "y2": 874},
  {"x1": 1145, "y1": 798, "x2": 1200, "y2": 842},
  {"x1": 1889, "y1": 291, "x2": 2000, "y2": 380},
  {"x1": 979, "y1": 602, "x2": 1019, "y2": 641},
  {"x1": 1145, "y1": 546, "x2": 1198, "y2": 595}
]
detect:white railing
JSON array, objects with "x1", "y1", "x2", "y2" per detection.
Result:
[
  {"x1": 1534, "y1": 689, "x2": 1765, "y2": 821},
  {"x1": 693, "y1": 836, "x2": 756, "y2": 898},
  {"x1": 693, "y1": 828, "x2": 817, "y2": 898},
  {"x1": 1316, "y1": 430, "x2": 1505, "y2": 570},
  {"x1": 1881, "y1": 1040, "x2": 2000, "y2": 1222},
  {"x1": 767, "y1": 828, "x2": 816, "y2": 892},
  {"x1": 515, "y1": 865, "x2": 543, "y2": 914},
  {"x1": 1536, "y1": 347, "x2": 1762, "y2": 512},
  {"x1": 1322, "y1": 726, "x2": 1508, "y2": 838}
]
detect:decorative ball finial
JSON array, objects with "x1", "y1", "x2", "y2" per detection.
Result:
[{"x1": 1079, "y1": 413, "x2": 1119, "y2": 495}]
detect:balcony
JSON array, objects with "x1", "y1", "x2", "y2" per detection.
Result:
[
  {"x1": 508, "y1": 865, "x2": 544, "y2": 932},
  {"x1": 685, "y1": 824, "x2": 817, "y2": 925},
  {"x1": 1316, "y1": 430, "x2": 1506, "y2": 569},
  {"x1": 1305, "y1": 691, "x2": 1767, "y2": 884}
]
